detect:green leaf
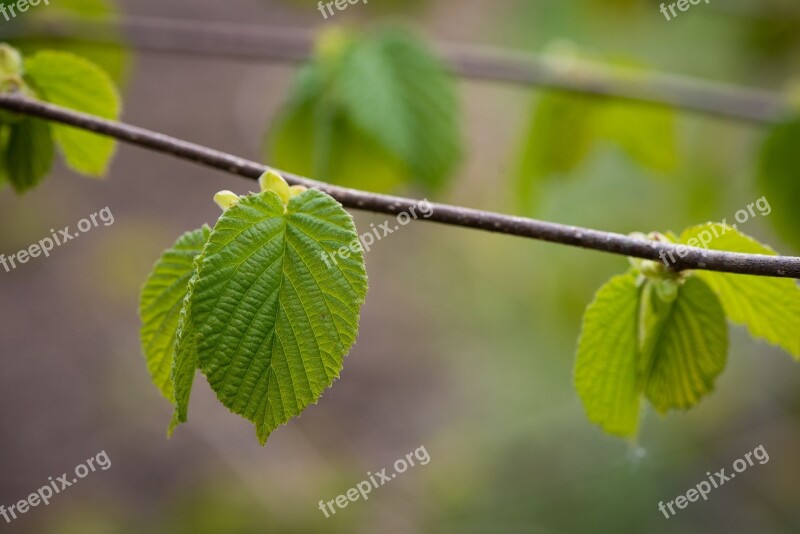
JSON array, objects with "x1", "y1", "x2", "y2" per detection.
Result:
[
  {"x1": 4, "y1": 117, "x2": 54, "y2": 192},
  {"x1": 758, "y1": 117, "x2": 800, "y2": 251},
  {"x1": 1, "y1": 0, "x2": 130, "y2": 83},
  {"x1": 169, "y1": 260, "x2": 203, "y2": 436},
  {"x1": 24, "y1": 50, "x2": 121, "y2": 176},
  {"x1": 680, "y1": 223, "x2": 800, "y2": 358},
  {"x1": 338, "y1": 28, "x2": 461, "y2": 190},
  {"x1": 575, "y1": 271, "x2": 642, "y2": 437},
  {"x1": 139, "y1": 227, "x2": 210, "y2": 402},
  {"x1": 576, "y1": 270, "x2": 728, "y2": 437},
  {"x1": 190, "y1": 189, "x2": 368, "y2": 445},
  {"x1": 643, "y1": 276, "x2": 728, "y2": 413},
  {"x1": 268, "y1": 27, "x2": 461, "y2": 193},
  {"x1": 637, "y1": 279, "x2": 678, "y2": 379}
]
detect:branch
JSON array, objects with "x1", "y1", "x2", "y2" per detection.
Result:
[
  {"x1": 3, "y1": 15, "x2": 793, "y2": 124},
  {"x1": 1, "y1": 93, "x2": 798, "y2": 279}
]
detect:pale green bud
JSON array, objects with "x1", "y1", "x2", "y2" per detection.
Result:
[
  {"x1": 0, "y1": 44, "x2": 22, "y2": 78},
  {"x1": 214, "y1": 190, "x2": 240, "y2": 210},
  {"x1": 259, "y1": 170, "x2": 291, "y2": 206}
]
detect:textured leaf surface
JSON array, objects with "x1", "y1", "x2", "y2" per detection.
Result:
[
  {"x1": 191, "y1": 189, "x2": 368, "y2": 444},
  {"x1": 575, "y1": 271, "x2": 642, "y2": 437},
  {"x1": 169, "y1": 263, "x2": 203, "y2": 436},
  {"x1": 4, "y1": 117, "x2": 54, "y2": 192},
  {"x1": 644, "y1": 277, "x2": 727, "y2": 413},
  {"x1": 25, "y1": 50, "x2": 120, "y2": 176},
  {"x1": 680, "y1": 223, "x2": 800, "y2": 358},
  {"x1": 139, "y1": 227, "x2": 210, "y2": 402}
]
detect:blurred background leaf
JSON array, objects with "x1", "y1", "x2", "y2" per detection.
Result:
[
  {"x1": 267, "y1": 26, "x2": 462, "y2": 193},
  {"x1": 0, "y1": 0, "x2": 129, "y2": 84},
  {"x1": 513, "y1": 87, "x2": 677, "y2": 214},
  {"x1": 758, "y1": 117, "x2": 800, "y2": 252}
]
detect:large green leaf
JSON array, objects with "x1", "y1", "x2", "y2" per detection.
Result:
[
  {"x1": 680, "y1": 223, "x2": 800, "y2": 358},
  {"x1": 190, "y1": 189, "x2": 368, "y2": 444},
  {"x1": 4, "y1": 116, "x2": 54, "y2": 192},
  {"x1": 24, "y1": 50, "x2": 120, "y2": 176},
  {"x1": 139, "y1": 227, "x2": 210, "y2": 402},
  {"x1": 575, "y1": 271, "x2": 642, "y2": 437},
  {"x1": 758, "y1": 117, "x2": 800, "y2": 251},
  {"x1": 267, "y1": 27, "x2": 461, "y2": 193},
  {"x1": 643, "y1": 276, "x2": 728, "y2": 413}
]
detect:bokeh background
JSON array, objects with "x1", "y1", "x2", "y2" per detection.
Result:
[{"x1": 1, "y1": 0, "x2": 800, "y2": 532}]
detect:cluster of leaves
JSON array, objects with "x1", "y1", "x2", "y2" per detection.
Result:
[
  {"x1": 0, "y1": 43, "x2": 120, "y2": 192},
  {"x1": 0, "y1": 20, "x2": 796, "y2": 444},
  {"x1": 266, "y1": 26, "x2": 462, "y2": 193},
  {"x1": 139, "y1": 172, "x2": 368, "y2": 445},
  {"x1": 575, "y1": 224, "x2": 800, "y2": 437}
]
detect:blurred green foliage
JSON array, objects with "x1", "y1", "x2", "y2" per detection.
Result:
[
  {"x1": 758, "y1": 117, "x2": 800, "y2": 251},
  {"x1": 0, "y1": 0, "x2": 129, "y2": 83},
  {"x1": 267, "y1": 26, "x2": 462, "y2": 193},
  {"x1": 514, "y1": 89, "x2": 677, "y2": 213}
]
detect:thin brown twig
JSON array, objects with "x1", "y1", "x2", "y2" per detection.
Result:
[{"x1": 0, "y1": 93, "x2": 797, "y2": 279}]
